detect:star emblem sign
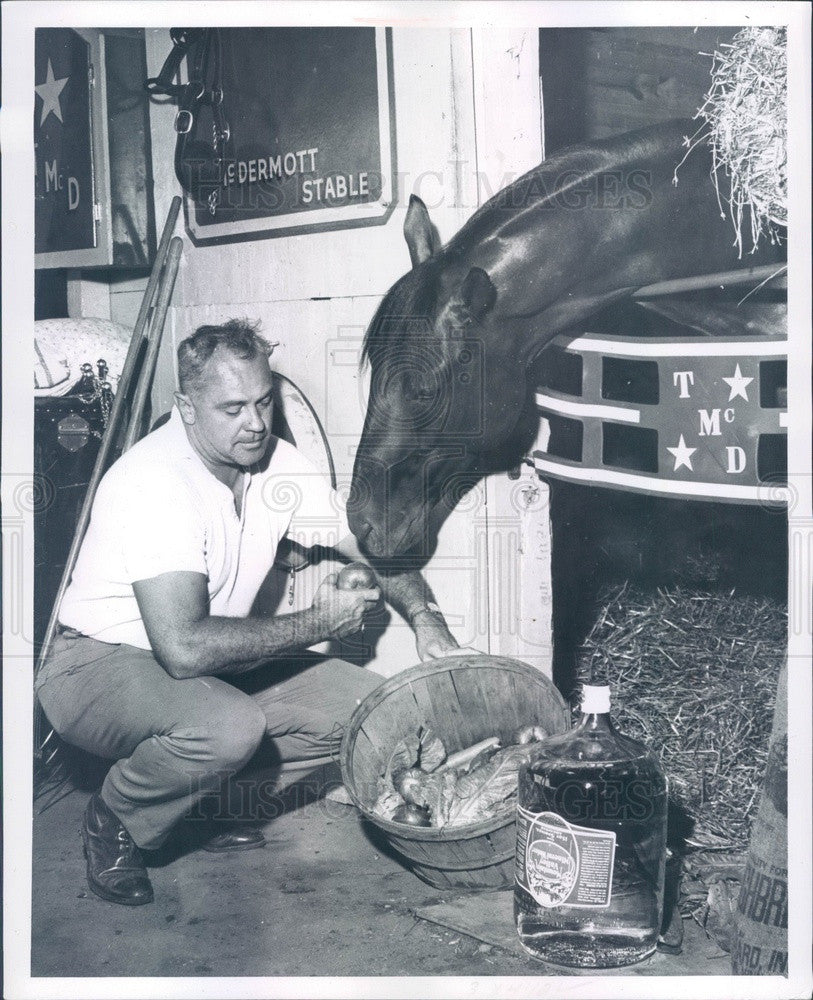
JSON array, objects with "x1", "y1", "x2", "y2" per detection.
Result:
[
  {"x1": 722, "y1": 363, "x2": 753, "y2": 402},
  {"x1": 667, "y1": 434, "x2": 697, "y2": 472},
  {"x1": 35, "y1": 59, "x2": 69, "y2": 127}
]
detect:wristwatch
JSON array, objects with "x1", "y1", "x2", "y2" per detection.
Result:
[{"x1": 408, "y1": 602, "x2": 444, "y2": 625}]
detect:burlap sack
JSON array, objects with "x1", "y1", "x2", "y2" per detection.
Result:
[{"x1": 730, "y1": 661, "x2": 787, "y2": 975}]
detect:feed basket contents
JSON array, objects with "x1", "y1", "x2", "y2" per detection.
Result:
[
  {"x1": 341, "y1": 655, "x2": 571, "y2": 890},
  {"x1": 373, "y1": 726, "x2": 550, "y2": 830}
]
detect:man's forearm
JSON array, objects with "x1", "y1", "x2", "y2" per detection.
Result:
[
  {"x1": 162, "y1": 607, "x2": 330, "y2": 679},
  {"x1": 376, "y1": 568, "x2": 441, "y2": 623},
  {"x1": 376, "y1": 568, "x2": 457, "y2": 653}
]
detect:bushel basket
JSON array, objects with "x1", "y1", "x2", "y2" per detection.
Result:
[{"x1": 340, "y1": 654, "x2": 570, "y2": 889}]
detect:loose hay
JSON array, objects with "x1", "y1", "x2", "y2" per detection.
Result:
[
  {"x1": 678, "y1": 26, "x2": 787, "y2": 257},
  {"x1": 577, "y1": 584, "x2": 786, "y2": 853}
]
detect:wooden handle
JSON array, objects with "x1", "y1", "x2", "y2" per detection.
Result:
[{"x1": 122, "y1": 237, "x2": 183, "y2": 452}]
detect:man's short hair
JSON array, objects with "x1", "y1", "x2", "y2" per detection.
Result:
[{"x1": 177, "y1": 319, "x2": 273, "y2": 394}]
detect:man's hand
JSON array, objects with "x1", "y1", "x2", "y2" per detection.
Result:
[
  {"x1": 312, "y1": 572, "x2": 380, "y2": 640},
  {"x1": 417, "y1": 634, "x2": 460, "y2": 661},
  {"x1": 411, "y1": 609, "x2": 460, "y2": 662}
]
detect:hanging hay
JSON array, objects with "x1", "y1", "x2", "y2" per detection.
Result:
[
  {"x1": 679, "y1": 26, "x2": 787, "y2": 257},
  {"x1": 577, "y1": 584, "x2": 786, "y2": 853}
]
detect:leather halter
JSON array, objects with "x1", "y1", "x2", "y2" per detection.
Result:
[{"x1": 145, "y1": 28, "x2": 231, "y2": 214}]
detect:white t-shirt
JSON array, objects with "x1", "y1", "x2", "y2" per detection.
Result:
[{"x1": 59, "y1": 408, "x2": 349, "y2": 649}]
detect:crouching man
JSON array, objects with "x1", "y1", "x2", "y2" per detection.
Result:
[{"x1": 35, "y1": 319, "x2": 460, "y2": 906}]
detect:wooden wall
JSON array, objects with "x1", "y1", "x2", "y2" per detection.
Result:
[{"x1": 540, "y1": 26, "x2": 738, "y2": 153}]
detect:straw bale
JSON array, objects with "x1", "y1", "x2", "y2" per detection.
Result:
[{"x1": 577, "y1": 584, "x2": 786, "y2": 853}]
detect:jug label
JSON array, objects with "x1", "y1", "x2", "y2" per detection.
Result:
[{"x1": 515, "y1": 806, "x2": 616, "y2": 908}]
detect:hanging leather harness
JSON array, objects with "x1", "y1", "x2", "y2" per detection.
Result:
[{"x1": 145, "y1": 28, "x2": 231, "y2": 214}]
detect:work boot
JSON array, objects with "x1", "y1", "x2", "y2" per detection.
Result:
[{"x1": 81, "y1": 793, "x2": 154, "y2": 905}]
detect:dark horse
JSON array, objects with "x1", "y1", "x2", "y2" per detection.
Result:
[{"x1": 349, "y1": 119, "x2": 785, "y2": 562}]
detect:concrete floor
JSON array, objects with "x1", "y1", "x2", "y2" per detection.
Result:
[{"x1": 31, "y1": 763, "x2": 730, "y2": 981}]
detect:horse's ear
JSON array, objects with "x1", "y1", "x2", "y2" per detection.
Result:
[
  {"x1": 460, "y1": 267, "x2": 497, "y2": 320},
  {"x1": 404, "y1": 195, "x2": 436, "y2": 267}
]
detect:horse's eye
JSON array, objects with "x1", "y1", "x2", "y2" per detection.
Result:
[
  {"x1": 407, "y1": 385, "x2": 435, "y2": 403},
  {"x1": 403, "y1": 372, "x2": 435, "y2": 402}
]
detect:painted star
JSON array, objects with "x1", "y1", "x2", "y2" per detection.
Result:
[
  {"x1": 722, "y1": 363, "x2": 753, "y2": 402},
  {"x1": 667, "y1": 434, "x2": 697, "y2": 472},
  {"x1": 35, "y1": 59, "x2": 69, "y2": 127}
]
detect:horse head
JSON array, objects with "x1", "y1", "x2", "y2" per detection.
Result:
[{"x1": 349, "y1": 196, "x2": 534, "y2": 561}]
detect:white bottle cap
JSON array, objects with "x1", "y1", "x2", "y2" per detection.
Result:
[{"x1": 581, "y1": 685, "x2": 611, "y2": 714}]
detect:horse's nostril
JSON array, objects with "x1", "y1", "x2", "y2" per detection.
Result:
[{"x1": 349, "y1": 516, "x2": 373, "y2": 543}]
